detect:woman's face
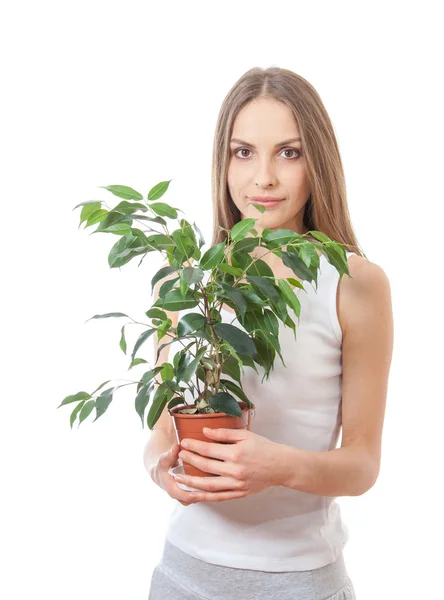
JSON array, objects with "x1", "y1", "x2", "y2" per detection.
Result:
[{"x1": 227, "y1": 97, "x2": 310, "y2": 235}]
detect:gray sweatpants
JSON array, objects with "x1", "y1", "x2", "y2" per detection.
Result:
[{"x1": 148, "y1": 539, "x2": 356, "y2": 600}]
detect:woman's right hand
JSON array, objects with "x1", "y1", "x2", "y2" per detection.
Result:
[{"x1": 151, "y1": 443, "x2": 197, "y2": 506}]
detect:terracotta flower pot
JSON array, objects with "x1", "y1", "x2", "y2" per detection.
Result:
[{"x1": 169, "y1": 401, "x2": 256, "y2": 477}]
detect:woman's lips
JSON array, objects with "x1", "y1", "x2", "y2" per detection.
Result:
[{"x1": 250, "y1": 199, "x2": 284, "y2": 208}]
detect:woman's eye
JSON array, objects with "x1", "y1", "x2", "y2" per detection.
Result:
[
  {"x1": 233, "y1": 148, "x2": 300, "y2": 159},
  {"x1": 281, "y1": 148, "x2": 300, "y2": 159},
  {"x1": 234, "y1": 148, "x2": 253, "y2": 158}
]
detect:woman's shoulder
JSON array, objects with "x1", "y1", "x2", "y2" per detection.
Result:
[
  {"x1": 338, "y1": 254, "x2": 392, "y2": 337},
  {"x1": 345, "y1": 253, "x2": 390, "y2": 284}
]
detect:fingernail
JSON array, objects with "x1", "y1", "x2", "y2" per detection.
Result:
[{"x1": 176, "y1": 476, "x2": 184, "y2": 482}]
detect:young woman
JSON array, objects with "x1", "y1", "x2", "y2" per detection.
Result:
[{"x1": 146, "y1": 66, "x2": 394, "y2": 599}]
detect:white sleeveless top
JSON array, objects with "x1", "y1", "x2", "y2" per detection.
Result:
[{"x1": 162, "y1": 250, "x2": 355, "y2": 571}]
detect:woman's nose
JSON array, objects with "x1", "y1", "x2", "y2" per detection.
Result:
[{"x1": 254, "y1": 162, "x2": 277, "y2": 187}]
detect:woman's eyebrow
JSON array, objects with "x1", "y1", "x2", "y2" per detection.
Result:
[{"x1": 230, "y1": 137, "x2": 301, "y2": 147}]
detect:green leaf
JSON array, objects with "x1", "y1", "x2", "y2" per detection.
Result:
[
  {"x1": 73, "y1": 199, "x2": 103, "y2": 211},
  {"x1": 322, "y1": 242, "x2": 350, "y2": 277},
  {"x1": 172, "y1": 229, "x2": 192, "y2": 257},
  {"x1": 78, "y1": 400, "x2": 96, "y2": 425},
  {"x1": 93, "y1": 210, "x2": 133, "y2": 231},
  {"x1": 177, "y1": 313, "x2": 207, "y2": 337},
  {"x1": 238, "y1": 288, "x2": 267, "y2": 308},
  {"x1": 150, "y1": 202, "x2": 178, "y2": 219},
  {"x1": 245, "y1": 276, "x2": 281, "y2": 307},
  {"x1": 163, "y1": 379, "x2": 183, "y2": 394},
  {"x1": 157, "y1": 277, "x2": 180, "y2": 300},
  {"x1": 157, "y1": 289, "x2": 199, "y2": 311},
  {"x1": 179, "y1": 219, "x2": 198, "y2": 247},
  {"x1": 230, "y1": 218, "x2": 256, "y2": 242},
  {"x1": 128, "y1": 358, "x2": 149, "y2": 370},
  {"x1": 70, "y1": 400, "x2": 86, "y2": 428},
  {"x1": 95, "y1": 222, "x2": 132, "y2": 236},
  {"x1": 232, "y1": 237, "x2": 260, "y2": 255},
  {"x1": 246, "y1": 258, "x2": 275, "y2": 278},
  {"x1": 135, "y1": 383, "x2": 153, "y2": 427},
  {"x1": 119, "y1": 325, "x2": 127, "y2": 354},
  {"x1": 144, "y1": 234, "x2": 175, "y2": 251},
  {"x1": 151, "y1": 266, "x2": 177, "y2": 293},
  {"x1": 253, "y1": 336, "x2": 276, "y2": 382},
  {"x1": 217, "y1": 263, "x2": 244, "y2": 277},
  {"x1": 213, "y1": 322, "x2": 258, "y2": 359},
  {"x1": 141, "y1": 368, "x2": 162, "y2": 386},
  {"x1": 147, "y1": 180, "x2": 172, "y2": 201},
  {"x1": 108, "y1": 243, "x2": 151, "y2": 268},
  {"x1": 79, "y1": 202, "x2": 102, "y2": 228},
  {"x1": 180, "y1": 276, "x2": 189, "y2": 301},
  {"x1": 256, "y1": 328, "x2": 285, "y2": 367},
  {"x1": 93, "y1": 387, "x2": 115, "y2": 422},
  {"x1": 182, "y1": 266, "x2": 204, "y2": 286},
  {"x1": 218, "y1": 283, "x2": 247, "y2": 320},
  {"x1": 277, "y1": 278, "x2": 301, "y2": 319},
  {"x1": 85, "y1": 312, "x2": 130, "y2": 323},
  {"x1": 99, "y1": 185, "x2": 144, "y2": 200},
  {"x1": 193, "y1": 222, "x2": 205, "y2": 248},
  {"x1": 286, "y1": 277, "x2": 305, "y2": 290},
  {"x1": 299, "y1": 242, "x2": 318, "y2": 268},
  {"x1": 221, "y1": 355, "x2": 241, "y2": 385},
  {"x1": 91, "y1": 380, "x2": 112, "y2": 396},
  {"x1": 240, "y1": 310, "x2": 283, "y2": 366},
  {"x1": 160, "y1": 363, "x2": 175, "y2": 381},
  {"x1": 131, "y1": 328, "x2": 157, "y2": 362},
  {"x1": 219, "y1": 378, "x2": 253, "y2": 407},
  {"x1": 108, "y1": 236, "x2": 130, "y2": 268},
  {"x1": 199, "y1": 242, "x2": 226, "y2": 270},
  {"x1": 207, "y1": 392, "x2": 242, "y2": 417},
  {"x1": 308, "y1": 230, "x2": 331, "y2": 243},
  {"x1": 262, "y1": 309, "x2": 279, "y2": 338},
  {"x1": 262, "y1": 228, "x2": 303, "y2": 245},
  {"x1": 220, "y1": 339, "x2": 250, "y2": 371},
  {"x1": 176, "y1": 347, "x2": 207, "y2": 383},
  {"x1": 85, "y1": 208, "x2": 109, "y2": 227},
  {"x1": 58, "y1": 391, "x2": 91, "y2": 408},
  {"x1": 147, "y1": 386, "x2": 175, "y2": 429},
  {"x1": 112, "y1": 201, "x2": 147, "y2": 215},
  {"x1": 176, "y1": 244, "x2": 196, "y2": 271},
  {"x1": 281, "y1": 251, "x2": 315, "y2": 283},
  {"x1": 249, "y1": 202, "x2": 266, "y2": 214},
  {"x1": 156, "y1": 318, "x2": 172, "y2": 342},
  {"x1": 146, "y1": 308, "x2": 168, "y2": 321},
  {"x1": 132, "y1": 214, "x2": 167, "y2": 226},
  {"x1": 167, "y1": 396, "x2": 185, "y2": 410}
]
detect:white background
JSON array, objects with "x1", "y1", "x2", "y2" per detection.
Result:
[{"x1": 1, "y1": 1, "x2": 442, "y2": 598}]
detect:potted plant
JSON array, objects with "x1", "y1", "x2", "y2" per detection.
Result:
[{"x1": 58, "y1": 180, "x2": 351, "y2": 478}]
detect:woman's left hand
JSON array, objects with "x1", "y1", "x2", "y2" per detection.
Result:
[{"x1": 175, "y1": 427, "x2": 284, "y2": 503}]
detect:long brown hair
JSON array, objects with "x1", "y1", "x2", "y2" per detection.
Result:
[{"x1": 210, "y1": 66, "x2": 364, "y2": 257}]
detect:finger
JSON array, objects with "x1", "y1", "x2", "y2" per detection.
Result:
[
  {"x1": 176, "y1": 474, "x2": 232, "y2": 492},
  {"x1": 164, "y1": 446, "x2": 180, "y2": 467},
  {"x1": 179, "y1": 451, "x2": 228, "y2": 476},
  {"x1": 170, "y1": 448, "x2": 180, "y2": 468},
  {"x1": 166, "y1": 467, "x2": 198, "y2": 504},
  {"x1": 180, "y1": 439, "x2": 233, "y2": 461},
  {"x1": 173, "y1": 480, "x2": 199, "y2": 504},
  {"x1": 176, "y1": 474, "x2": 239, "y2": 493},
  {"x1": 189, "y1": 489, "x2": 246, "y2": 503}
]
